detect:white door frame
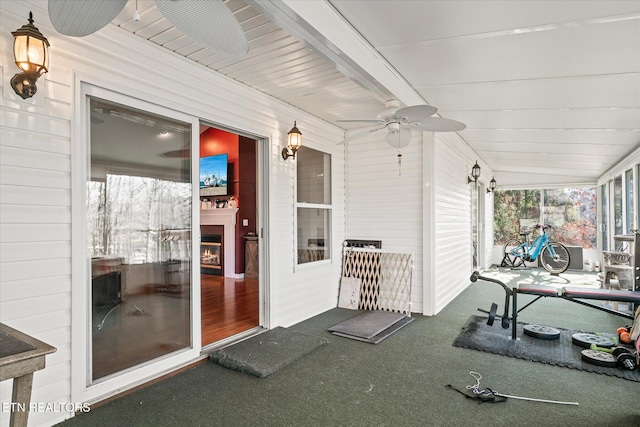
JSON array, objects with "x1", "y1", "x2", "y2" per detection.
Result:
[
  {"x1": 71, "y1": 81, "x2": 202, "y2": 404},
  {"x1": 71, "y1": 76, "x2": 272, "y2": 405}
]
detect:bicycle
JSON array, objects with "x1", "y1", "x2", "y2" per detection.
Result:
[{"x1": 502, "y1": 224, "x2": 571, "y2": 274}]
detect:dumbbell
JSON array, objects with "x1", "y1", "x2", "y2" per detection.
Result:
[
  {"x1": 617, "y1": 326, "x2": 632, "y2": 344},
  {"x1": 590, "y1": 344, "x2": 638, "y2": 370}
]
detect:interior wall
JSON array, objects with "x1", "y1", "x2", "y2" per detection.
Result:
[
  {"x1": 237, "y1": 137, "x2": 257, "y2": 273},
  {"x1": 200, "y1": 128, "x2": 257, "y2": 274}
]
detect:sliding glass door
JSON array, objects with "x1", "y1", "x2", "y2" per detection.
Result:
[{"x1": 87, "y1": 98, "x2": 192, "y2": 381}]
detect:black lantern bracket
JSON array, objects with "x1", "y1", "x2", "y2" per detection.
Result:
[{"x1": 487, "y1": 177, "x2": 497, "y2": 193}]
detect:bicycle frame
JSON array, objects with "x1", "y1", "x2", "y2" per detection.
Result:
[
  {"x1": 511, "y1": 229, "x2": 556, "y2": 261},
  {"x1": 503, "y1": 224, "x2": 569, "y2": 274}
]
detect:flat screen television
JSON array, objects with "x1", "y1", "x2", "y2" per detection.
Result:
[{"x1": 199, "y1": 153, "x2": 228, "y2": 196}]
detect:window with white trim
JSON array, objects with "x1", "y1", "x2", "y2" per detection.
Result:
[{"x1": 296, "y1": 146, "x2": 331, "y2": 264}]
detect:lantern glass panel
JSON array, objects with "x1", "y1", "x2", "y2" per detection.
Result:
[{"x1": 13, "y1": 35, "x2": 48, "y2": 74}]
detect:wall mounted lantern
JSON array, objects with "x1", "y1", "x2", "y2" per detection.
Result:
[
  {"x1": 487, "y1": 177, "x2": 497, "y2": 193},
  {"x1": 10, "y1": 12, "x2": 50, "y2": 99},
  {"x1": 282, "y1": 121, "x2": 302, "y2": 160},
  {"x1": 467, "y1": 161, "x2": 480, "y2": 184}
]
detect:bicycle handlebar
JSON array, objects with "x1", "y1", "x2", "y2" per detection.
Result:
[{"x1": 533, "y1": 224, "x2": 556, "y2": 230}]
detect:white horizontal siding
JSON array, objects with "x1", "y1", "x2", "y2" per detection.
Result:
[
  {"x1": 0, "y1": 276, "x2": 71, "y2": 301},
  {"x1": 433, "y1": 137, "x2": 472, "y2": 314},
  {"x1": 1, "y1": 1, "x2": 345, "y2": 425},
  {"x1": 1, "y1": 7, "x2": 74, "y2": 422},
  {"x1": 268, "y1": 128, "x2": 345, "y2": 328},
  {"x1": 484, "y1": 192, "x2": 495, "y2": 270},
  {"x1": 0, "y1": 146, "x2": 70, "y2": 173},
  {"x1": 0, "y1": 128, "x2": 70, "y2": 154},
  {"x1": 0, "y1": 224, "x2": 71, "y2": 242},
  {"x1": 0, "y1": 293, "x2": 71, "y2": 322},
  {"x1": 0, "y1": 185, "x2": 70, "y2": 206},
  {"x1": 431, "y1": 133, "x2": 496, "y2": 314},
  {"x1": 345, "y1": 129, "x2": 423, "y2": 313},
  {"x1": 0, "y1": 165, "x2": 70, "y2": 189}
]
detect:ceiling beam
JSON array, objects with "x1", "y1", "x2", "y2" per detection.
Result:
[{"x1": 246, "y1": 0, "x2": 425, "y2": 108}]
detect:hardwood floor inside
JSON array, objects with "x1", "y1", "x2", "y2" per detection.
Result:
[{"x1": 201, "y1": 274, "x2": 260, "y2": 346}]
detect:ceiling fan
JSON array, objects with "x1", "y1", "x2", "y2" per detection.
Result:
[
  {"x1": 48, "y1": 0, "x2": 249, "y2": 58},
  {"x1": 337, "y1": 99, "x2": 466, "y2": 147}
]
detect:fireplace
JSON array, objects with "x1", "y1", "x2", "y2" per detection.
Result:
[
  {"x1": 201, "y1": 233, "x2": 223, "y2": 275},
  {"x1": 201, "y1": 208, "x2": 238, "y2": 278}
]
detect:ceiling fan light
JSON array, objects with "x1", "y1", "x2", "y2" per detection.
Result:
[{"x1": 386, "y1": 127, "x2": 411, "y2": 148}]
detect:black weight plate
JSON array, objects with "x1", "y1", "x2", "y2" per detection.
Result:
[
  {"x1": 523, "y1": 324, "x2": 560, "y2": 340},
  {"x1": 487, "y1": 303, "x2": 497, "y2": 326},
  {"x1": 571, "y1": 333, "x2": 615, "y2": 349},
  {"x1": 581, "y1": 349, "x2": 617, "y2": 368}
]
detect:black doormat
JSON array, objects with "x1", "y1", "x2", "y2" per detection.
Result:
[
  {"x1": 209, "y1": 327, "x2": 328, "y2": 378},
  {"x1": 453, "y1": 315, "x2": 640, "y2": 382}
]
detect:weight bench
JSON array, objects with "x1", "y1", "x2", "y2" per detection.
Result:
[{"x1": 512, "y1": 284, "x2": 640, "y2": 339}]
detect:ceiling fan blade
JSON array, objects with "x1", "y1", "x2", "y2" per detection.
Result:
[
  {"x1": 415, "y1": 117, "x2": 466, "y2": 132},
  {"x1": 49, "y1": 0, "x2": 127, "y2": 37},
  {"x1": 385, "y1": 127, "x2": 412, "y2": 149},
  {"x1": 161, "y1": 149, "x2": 190, "y2": 158},
  {"x1": 336, "y1": 119, "x2": 386, "y2": 124},
  {"x1": 395, "y1": 105, "x2": 438, "y2": 122},
  {"x1": 155, "y1": 0, "x2": 248, "y2": 58},
  {"x1": 337, "y1": 126, "x2": 385, "y2": 145}
]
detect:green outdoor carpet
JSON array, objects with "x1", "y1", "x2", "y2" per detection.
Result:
[
  {"x1": 208, "y1": 327, "x2": 328, "y2": 378},
  {"x1": 453, "y1": 315, "x2": 640, "y2": 382}
]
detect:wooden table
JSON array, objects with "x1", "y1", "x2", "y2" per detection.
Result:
[{"x1": 0, "y1": 323, "x2": 56, "y2": 427}]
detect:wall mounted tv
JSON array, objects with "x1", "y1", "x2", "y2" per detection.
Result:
[{"x1": 199, "y1": 153, "x2": 228, "y2": 196}]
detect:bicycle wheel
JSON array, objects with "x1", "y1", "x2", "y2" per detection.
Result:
[
  {"x1": 502, "y1": 239, "x2": 525, "y2": 267},
  {"x1": 540, "y1": 242, "x2": 570, "y2": 274}
]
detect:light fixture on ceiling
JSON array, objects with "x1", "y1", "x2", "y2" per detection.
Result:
[
  {"x1": 282, "y1": 121, "x2": 302, "y2": 160},
  {"x1": 133, "y1": 0, "x2": 141, "y2": 21},
  {"x1": 385, "y1": 123, "x2": 411, "y2": 176},
  {"x1": 467, "y1": 161, "x2": 481, "y2": 185},
  {"x1": 10, "y1": 12, "x2": 50, "y2": 99},
  {"x1": 487, "y1": 177, "x2": 497, "y2": 193}
]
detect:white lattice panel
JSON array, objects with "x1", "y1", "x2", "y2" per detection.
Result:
[{"x1": 342, "y1": 247, "x2": 413, "y2": 314}]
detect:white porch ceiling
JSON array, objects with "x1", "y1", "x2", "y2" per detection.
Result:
[{"x1": 109, "y1": 0, "x2": 640, "y2": 187}]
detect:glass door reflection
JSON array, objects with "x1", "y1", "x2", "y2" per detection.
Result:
[{"x1": 88, "y1": 98, "x2": 192, "y2": 381}]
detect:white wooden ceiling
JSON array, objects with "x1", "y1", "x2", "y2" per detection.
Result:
[{"x1": 110, "y1": 0, "x2": 640, "y2": 187}]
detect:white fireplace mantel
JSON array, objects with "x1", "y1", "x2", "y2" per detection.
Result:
[{"x1": 201, "y1": 208, "x2": 239, "y2": 277}]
